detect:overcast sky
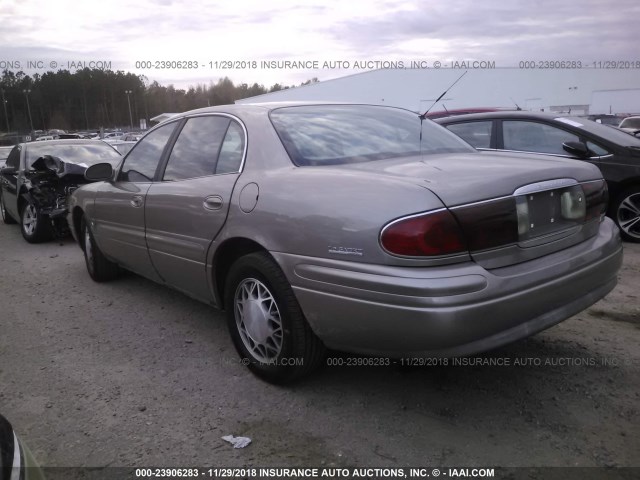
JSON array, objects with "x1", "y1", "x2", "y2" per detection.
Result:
[{"x1": 1, "y1": 0, "x2": 639, "y2": 89}]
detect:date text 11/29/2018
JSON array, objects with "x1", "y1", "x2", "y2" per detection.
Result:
[{"x1": 135, "y1": 467, "x2": 496, "y2": 478}]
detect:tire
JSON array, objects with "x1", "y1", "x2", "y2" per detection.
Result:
[
  {"x1": 0, "y1": 193, "x2": 16, "y2": 224},
  {"x1": 20, "y1": 199, "x2": 51, "y2": 243},
  {"x1": 612, "y1": 187, "x2": 640, "y2": 243},
  {"x1": 81, "y1": 217, "x2": 120, "y2": 282},
  {"x1": 224, "y1": 252, "x2": 325, "y2": 384}
]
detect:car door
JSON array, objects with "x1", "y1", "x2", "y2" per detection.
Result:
[
  {"x1": 144, "y1": 114, "x2": 246, "y2": 303},
  {"x1": 92, "y1": 121, "x2": 179, "y2": 282},
  {"x1": 499, "y1": 120, "x2": 582, "y2": 157},
  {"x1": 0, "y1": 145, "x2": 22, "y2": 219}
]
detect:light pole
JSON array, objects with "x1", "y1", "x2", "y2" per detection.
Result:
[
  {"x1": 23, "y1": 89, "x2": 34, "y2": 132},
  {"x1": 0, "y1": 89, "x2": 9, "y2": 132},
  {"x1": 125, "y1": 90, "x2": 133, "y2": 129}
]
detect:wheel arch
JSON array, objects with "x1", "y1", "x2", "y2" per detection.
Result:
[
  {"x1": 212, "y1": 237, "x2": 272, "y2": 310},
  {"x1": 607, "y1": 178, "x2": 640, "y2": 212},
  {"x1": 17, "y1": 190, "x2": 34, "y2": 214},
  {"x1": 71, "y1": 206, "x2": 85, "y2": 249}
]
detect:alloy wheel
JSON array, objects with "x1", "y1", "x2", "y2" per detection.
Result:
[
  {"x1": 22, "y1": 204, "x2": 37, "y2": 235},
  {"x1": 616, "y1": 192, "x2": 640, "y2": 240}
]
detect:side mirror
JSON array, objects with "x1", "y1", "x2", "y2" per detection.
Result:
[
  {"x1": 85, "y1": 163, "x2": 114, "y2": 181},
  {"x1": 562, "y1": 141, "x2": 589, "y2": 158}
]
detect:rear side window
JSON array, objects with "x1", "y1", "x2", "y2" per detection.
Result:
[
  {"x1": 445, "y1": 121, "x2": 492, "y2": 148},
  {"x1": 163, "y1": 116, "x2": 232, "y2": 181},
  {"x1": 119, "y1": 122, "x2": 176, "y2": 182},
  {"x1": 216, "y1": 122, "x2": 245, "y2": 174}
]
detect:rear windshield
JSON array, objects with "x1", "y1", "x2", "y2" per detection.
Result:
[
  {"x1": 270, "y1": 105, "x2": 475, "y2": 166},
  {"x1": 25, "y1": 142, "x2": 122, "y2": 168}
]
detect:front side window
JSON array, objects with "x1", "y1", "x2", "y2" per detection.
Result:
[
  {"x1": 586, "y1": 141, "x2": 609, "y2": 157},
  {"x1": 270, "y1": 105, "x2": 474, "y2": 166},
  {"x1": 445, "y1": 121, "x2": 492, "y2": 148},
  {"x1": 503, "y1": 121, "x2": 580, "y2": 155},
  {"x1": 119, "y1": 122, "x2": 177, "y2": 182},
  {"x1": 163, "y1": 116, "x2": 231, "y2": 181}
]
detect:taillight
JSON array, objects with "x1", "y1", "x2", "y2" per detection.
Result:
[
  {"x1": 380, "y1": 209, "x2": 467, "y2": 257},
  {"x1": 381, "y1": 180, "x2": 608, "y2": 258},
  {"x1": 583, "y1": 180, "x2": 608, "y2": 221},
  {"x1": 451, "y1": 198, "x2": 519, "y2": 251}
]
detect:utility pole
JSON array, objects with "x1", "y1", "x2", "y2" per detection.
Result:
[
  {"x1": 23, "y1": 89, "x2": 34, "y2": 132},
  {"x1": 0, "y1": 89, "x2": 9, "y2": 132},
  {"x1": 125, "y1": 90, "x2": 133, "y2": 129}
]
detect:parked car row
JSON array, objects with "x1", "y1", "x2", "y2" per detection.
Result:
[{"x1": 0, "y1": 104, "x2": 624, "y2": 384}]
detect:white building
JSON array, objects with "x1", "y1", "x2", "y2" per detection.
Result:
[{"x1": 236, "y1": 68, "x2": 640, "y2": 116}]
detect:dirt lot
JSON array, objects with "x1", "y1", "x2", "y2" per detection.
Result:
[{"x1": 0, "y1": 222, "x2": 638, "y2": 473}]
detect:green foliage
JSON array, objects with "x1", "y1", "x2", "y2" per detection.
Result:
[{"x1": 0, "y1": 69, "x2": 315, "y2": 133}]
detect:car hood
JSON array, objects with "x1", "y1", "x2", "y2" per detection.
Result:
[{"x1": 340, "y1": 151, "x2": 603, "y2": 207}]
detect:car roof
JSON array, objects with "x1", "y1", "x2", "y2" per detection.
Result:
[
  {"x1": 434, "y1": 111, "x2": 574, "y2": 123},
  {"x1": 164, "y1": 101, "x2": 413, "y2": 117}
]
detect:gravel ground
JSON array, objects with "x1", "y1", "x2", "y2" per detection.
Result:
[{"x1": 0, "y1": 221, "x2": 638, "y2": 472}]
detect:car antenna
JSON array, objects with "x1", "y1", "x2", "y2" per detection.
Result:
[
  {"x1": 510, "y1": 97, "x2": 522, "y2": 111},
  {"x1": 419, "y1": 71, "x2": 468, "y2": 153},
  {"x1": 419, "y1": 70, "x2": 468, "y2": 120}
]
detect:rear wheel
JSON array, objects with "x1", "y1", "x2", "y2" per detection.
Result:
[
  {"x1": 82, "y1": 217, "x2": 120, "y2": 281},
  {"x1": 20, "y1": 200, "x2": 51, "y2": 243},
  {"x1": 613, "y1": 187, "x2": 640, "y2": 243},
  {"x1": 0, "y1": 193, "x2": 16, "y2": 224},
  {"x1": 224, "y1": 252, "x2": 325, "y2": 384}
]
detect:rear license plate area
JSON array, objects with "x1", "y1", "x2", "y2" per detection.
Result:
[{"x1": 517, "y1": 186, "x2": 585, "y2": 241}]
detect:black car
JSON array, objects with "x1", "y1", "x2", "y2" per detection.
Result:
[
  {"x1": 0, "y1": 139, "x2": 122, "y2": 243},
  {"x1": 436, "y1": 111, "x2": 640, "y2": 242}
]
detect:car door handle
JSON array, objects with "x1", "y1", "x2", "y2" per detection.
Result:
[
  {"x1": 130, "y1": 195, "x2": 143, "y2": 208},
  {"x1": 203, "y1": 195, "x2": 223, "y2": 210}
]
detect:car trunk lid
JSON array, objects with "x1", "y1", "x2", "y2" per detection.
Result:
[{"x1": 344, "y1": 151, "x2": 608, "y2": 268}]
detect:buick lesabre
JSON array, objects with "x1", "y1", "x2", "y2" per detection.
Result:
[{"x1": 67, "y1": 104, "x2": 622, "y2": 383}]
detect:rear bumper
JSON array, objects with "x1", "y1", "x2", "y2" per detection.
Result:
[{"x1": 272, "y1": 218, "x2": 622, "y2": 357}]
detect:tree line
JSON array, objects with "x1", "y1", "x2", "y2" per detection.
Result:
[{"x1": 0, "y1": 68, "x2": 318, "y2": 134}]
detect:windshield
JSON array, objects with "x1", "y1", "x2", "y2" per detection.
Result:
[
  {"x1": 270, "y1": 105, "x2": 475, "y2": 166},
  {"x1": 25, "y1": 142, "x2": 122, "y2": 169},
  {"x1": 620, "y1": 117, "x2": 640, "y2": 129}
]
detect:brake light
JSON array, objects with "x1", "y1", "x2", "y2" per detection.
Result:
[
  {"x1": 380, "y1": 209, "x2": 467, "y2": 257},
  {"x1": 583, "y1": 180, "x2": 608, "y2": 221}
]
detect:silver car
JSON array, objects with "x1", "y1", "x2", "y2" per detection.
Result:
[{"x1": 67, "y1": 104, "x2": 622, "y2": 383}]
